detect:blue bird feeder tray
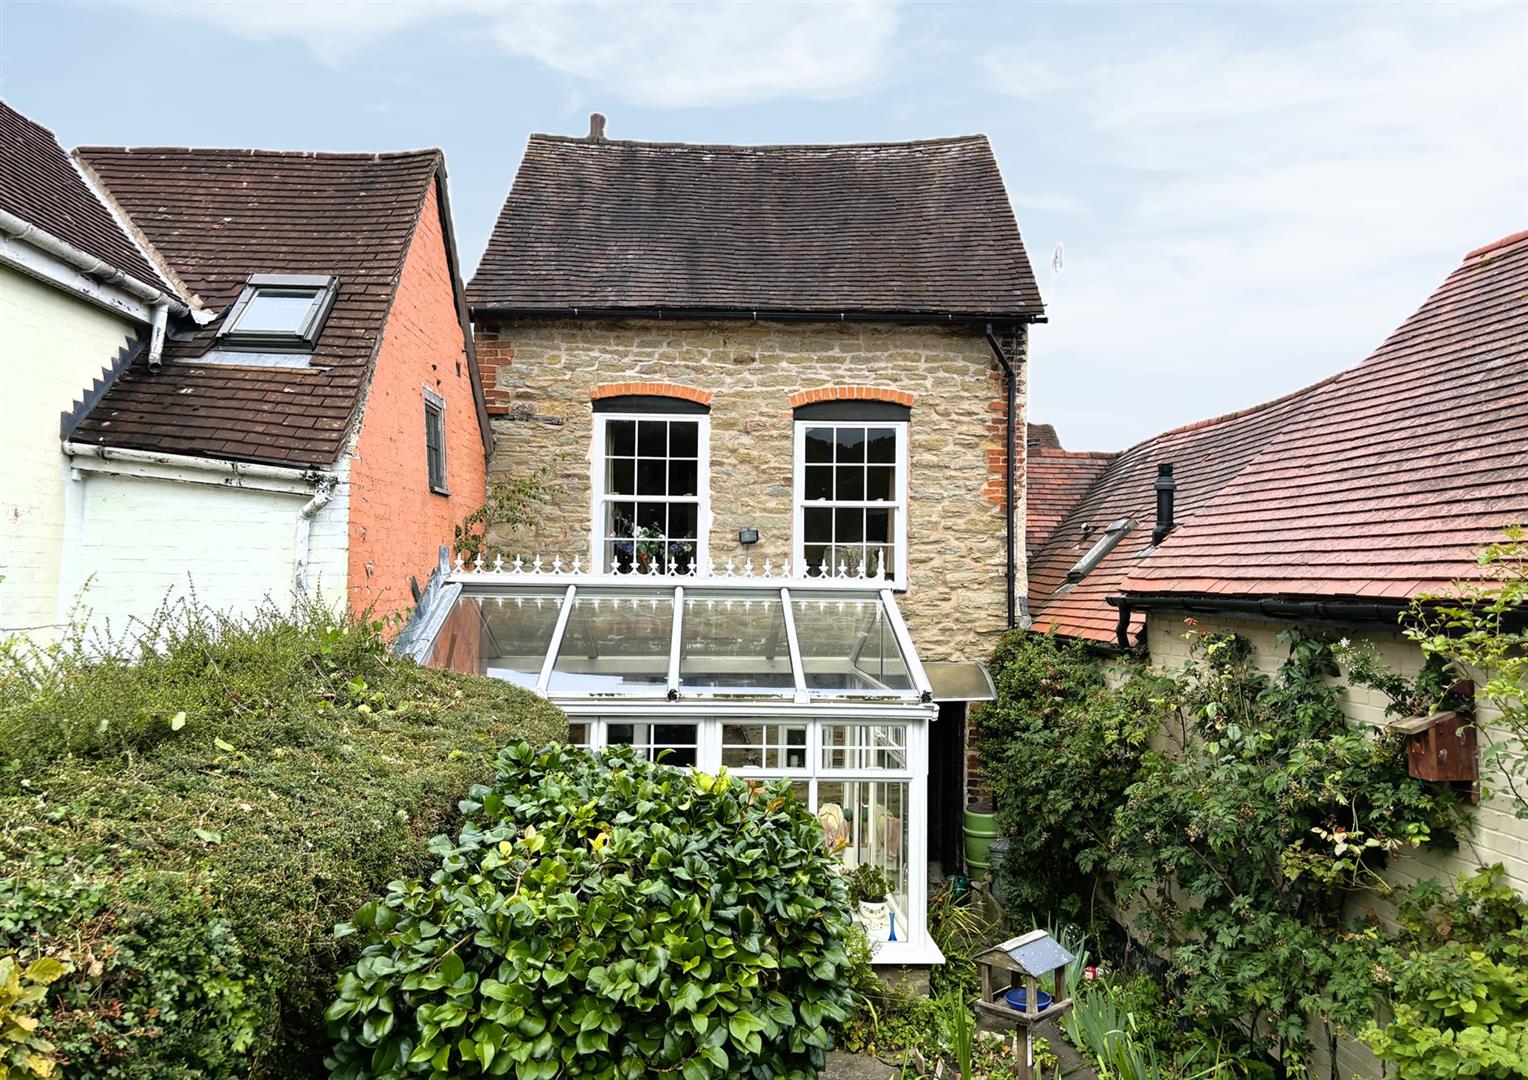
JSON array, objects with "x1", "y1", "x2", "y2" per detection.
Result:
[{"x1": 1004, "y1": 987, "x2": 1052, "y2": 1013}]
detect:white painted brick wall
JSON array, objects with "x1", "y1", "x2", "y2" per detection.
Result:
[
  {"x1": 1144, "y1": 613, "x2": 1525, "y2": 1079},
  {"x1": 0, "y1": 266, "x2": 138, "y2": 641},
  {"x1": 68, "y1": 469, "x2": 350, "y2": 640}
]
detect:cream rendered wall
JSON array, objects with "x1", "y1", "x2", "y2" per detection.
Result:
[
  {"x1": 1146, "y1": 612, "x2": 1524, "y2": 1079},
  {"x1": 64, "y1": 462, "x2": 350, "y2": 640},
  {"x1": 0, "y1": 265, "x2": 138, "y2": 642}
]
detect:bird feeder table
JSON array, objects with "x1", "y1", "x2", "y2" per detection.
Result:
[{"x1": 974, "y1": 929, "x2": 1075, "y2": 1079}]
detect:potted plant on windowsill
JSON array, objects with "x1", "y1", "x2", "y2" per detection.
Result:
[{"x1": 850, "y1": 863, "x2": 892, "y2": 937}]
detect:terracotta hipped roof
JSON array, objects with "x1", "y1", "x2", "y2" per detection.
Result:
[
  {"x1": 1027, "y1": 384, "x2": 1325, "y2": 644},
  {"x1": 468, "y1": 133, "x2": 1043, "y2": 321},
  {"x1": 1120, "y1": 230, "x2": 1528, "y2": 603},
  {"x1": 68, "y1": 147, "x2": 444, "y2": 466},
  {"x1": 0, "y1": 101, "x2": 173, "y2": 294},
  {"x1": 1025, "y1": 448, "x2": 1116, "y2": 555}
]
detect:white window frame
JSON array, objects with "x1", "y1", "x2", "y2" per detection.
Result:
[
  {"x1": 590, "y1": 411, "x2": 711, "y2": 575},
  {"x1": 792, "y1": 420, "x2": 909, "y2": 588}
]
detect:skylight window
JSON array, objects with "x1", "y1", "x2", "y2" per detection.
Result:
[{"x1": 218, "y1": 274, "x2": 338, "y2": 351}]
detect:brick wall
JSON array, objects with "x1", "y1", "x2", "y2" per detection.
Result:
[
  {"x1": 1145, "y1": 611, "x2": 1526, "y2": 1079},
  {"x1": 347, "y1": 179, "x2": 485, "y2": 618},
  {"x1": 474, "y1": 316, "x2": 1028, "y2": 665}
]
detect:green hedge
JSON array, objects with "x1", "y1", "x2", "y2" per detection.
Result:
[{"x1": 0, "y1": 606, "x2": 565, "y2": 1078}]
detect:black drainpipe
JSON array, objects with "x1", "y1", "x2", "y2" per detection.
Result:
[{"x1": 983, "y1": 324, "x2": 1018, "y2": 629}]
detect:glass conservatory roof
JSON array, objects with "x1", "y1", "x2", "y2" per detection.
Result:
[{"x1": 407, "y1": 566, "x2": 932, "y2": 705}]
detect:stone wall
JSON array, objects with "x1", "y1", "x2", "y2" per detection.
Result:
[{"x1": 475, "y1": 317, "x2": 1027, "y2": 665}]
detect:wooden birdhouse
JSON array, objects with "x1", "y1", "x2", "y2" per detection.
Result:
[
  {"x1": 1390, "y1": 680, "x2": 1477, "y2": 784},
  {"x1": 974, "y1": 930, "x2": 1076, "y2": 1077}
]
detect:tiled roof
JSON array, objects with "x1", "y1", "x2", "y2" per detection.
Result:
[
  {"x1": 1025, "y1": 448, "x2": 1115, "y2": 555},
  {"x1": 1027, "y1": 384, "x2": 1324, "y2": 644},
  {"x1": 468, "y1": 133, "x2": 1043, "y2": 321},
  {"x1": 1120, "y1": 230, "x2": 1528, "y2": 603},
  {"x1": 1027, "y1": 423, "x2": 1062, "y2": 450},
  {"x1": 70, "y1": 147, "x2": 442, "y2": 466},
  {"x1": 0, "y1": 100, "x2": 172, "y2": 294}
]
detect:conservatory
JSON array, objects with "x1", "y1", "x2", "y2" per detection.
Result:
[{"x1": 399, "y1": 555, "x2": 943, "y2": 966}]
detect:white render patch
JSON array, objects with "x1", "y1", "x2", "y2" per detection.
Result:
[{"x1": 63, "y1": 466, "x2": 348, "y2": 637}]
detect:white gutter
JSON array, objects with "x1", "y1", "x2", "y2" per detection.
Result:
[
  {"x1": 62, "y1": 441, "x2": 331, "y2": 492},
  {"x1": 293, "y1": 477, "x2": 338, "y2": 595},
  {"x1": 0, "y1": 209, "x2": 208, "y2": 363}
]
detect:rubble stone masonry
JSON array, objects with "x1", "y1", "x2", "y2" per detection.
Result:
[{"x1": 475, "y1": 317, "x2": 1028, "y2": 664}]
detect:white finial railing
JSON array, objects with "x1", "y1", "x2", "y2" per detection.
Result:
[{"x1": 444, "y1": 549, "x2": 893, "y2": 589}]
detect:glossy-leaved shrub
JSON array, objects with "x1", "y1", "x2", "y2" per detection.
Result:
[{"x1": 325, "y1": 743, "x2": 860, "y2": 1079}]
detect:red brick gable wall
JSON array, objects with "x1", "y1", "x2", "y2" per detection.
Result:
[{"x1": 348, "y1": 178, "x2": 485, "y2": 617}]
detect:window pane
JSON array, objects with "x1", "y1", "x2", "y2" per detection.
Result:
[
  {"x1": 835, "y1": 465, "x2": 865, "y2": 501},
  {"x1": 865, "y1": 465, "x2": 896, "y2": 502},
  {"x1": 834, "y1": 508, "x2": 864, "y2": 543},
  {"x1": 638, "y1": 420, "x2": 667, "y2": 456},
  {"x1": 820, "y1": 723, "x2": 909, "y2": 770},
  {"x1": 547, "y1": 592, "x2": 673, "y2": 695},
  {"x1": 606, "y1": 720, "x2": 697, "y2": 766},
  {"x1": 805, "y1": 428, "x2": 834, "y2": 463},
  {"x1": 568, "y1": 722, "x2": 590, "y2": 745},
  {"x1": 608, "y1": 419, "x2": 636, "y2": 457},
  {"x1": 680, "y1": 593, "x2": 795, "y2": 693},
  {"x1": 864, "y1": 507, "x2": 892, "y2": 543},
  {"x1": 609, "y1": 459, "x2": 635, "y2": 496},
  {"x1": 803, "y1": 507, "x2": 832, "y2": 544},
  {"x1": 669, "y1": 459, "x2": 698, "y2": 497},
  {"x1": 835, "y1": 427, "x2": 866, "y2": 462},
  {"x1": 637, "y1": 459, "x2": 666, "y2": 496},
  {"x1": 670, "y1": 421, "x2": 699, "y2": 458},
  {"x1": 818, "y1": 778, "x2": 910, "y2": 943},
  {"x1": 866, "y1": 428, "x2": 896, "y2": 464},
  {"x1": 721, "y1": 722, "x2": 808, "y2": 769},
  {"x1": 636, "y1": 502, "x2": 666, "y2": 532},
  {"x1": 805, "y1": 465, "x2": 833, "y2": 501},
  {"x1": 235, "y1": 289, "x2": 317, "y2": 334},
  {"x1": 427, "y1": 591, "x2": 567, "y2": 688},
  {"x1": 792, "y1": 595, "x2": 914, "y2": 693}
]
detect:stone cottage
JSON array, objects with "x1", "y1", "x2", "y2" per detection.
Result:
[{"x1": 465, "y1": 116, "x2": 1044, "y2": 868}]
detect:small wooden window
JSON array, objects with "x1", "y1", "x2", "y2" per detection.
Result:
[{"x1": 424, "y1": 389, "x2": 448, "y2": 495}]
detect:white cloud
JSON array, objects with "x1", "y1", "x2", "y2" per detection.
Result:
[
  {"x1": 994, "y1": 4, "x2": 1528, "y2": 447},
  {"x1": 121, "y1": 0, "x2": 899, "y2": 105}
]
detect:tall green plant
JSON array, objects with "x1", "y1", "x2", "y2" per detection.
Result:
[
  {"x1": 1360, "y1": 866, "x2": 1528, "y2": 1079},
  {"x1": 975, "y1": 632, "x2": 1159, "y2": 922}
]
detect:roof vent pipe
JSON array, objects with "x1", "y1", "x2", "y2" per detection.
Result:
[
  {"x1": 1152, "y1": 463, "x2": 1176, "y2": 545},
  {"x1": 588, "y1": 113, "x2": 607, "y2": 141}
]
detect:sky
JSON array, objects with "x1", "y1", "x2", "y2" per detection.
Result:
[{"x1": 3, "y1": 0, "x2": 1524, "y2": 450}]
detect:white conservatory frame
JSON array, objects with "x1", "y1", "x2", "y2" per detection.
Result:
[{"x1": 399, "y1": 554, "x2": 944, "y2": 966}]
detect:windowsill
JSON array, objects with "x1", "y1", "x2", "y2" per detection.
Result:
[
  {"x1": 429, "y1": 487, "x2": 451, "y2": 497},
  {"x1": 868, "y1": 933, "x2": 945, "y2": 967}
]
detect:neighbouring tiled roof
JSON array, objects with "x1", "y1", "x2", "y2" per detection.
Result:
[
  {"x1": 0, "y1": 100, "x2": 172, "y2": 294},
  {"x1": 70, "y1": 147, "x2": 442, "y2": 466},
  {"x1": 1026, "y1": 423, "x2": 1062, "y2": 450},
  {"x1": 1025, "y1": 448, "x2": 1116, "y2": 555},
  {"x1": 1120, "y1": 230, "x2": 1528, "y2": 603},
  {"x1": 1027, "y1": 383, "x2": 1325, "y2": 644},
  {"x1": 468, "y1": 133, "x2": 1043, "y2": 320}
]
